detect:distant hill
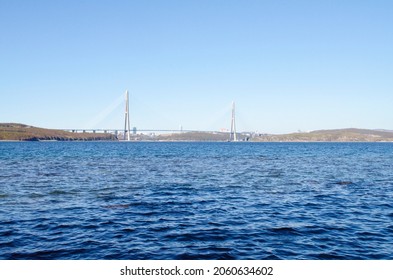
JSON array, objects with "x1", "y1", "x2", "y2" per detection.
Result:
[
  {"x1": 146, "y1": 128, "x2": 393, "y2": 142},
  {"x1": 2, "y1": 124, "x2": 393, "y2": 142},
  {"x1": 252, "y1": 128, "x2": 393, "y2": 142},
  {"x1": 0, "y1": 123, "x2": 117, "y2": 141}
]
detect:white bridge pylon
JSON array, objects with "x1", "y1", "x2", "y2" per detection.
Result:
[
  {"x1": 230, "y1": 101, "x2": 237, "y2": 142},
  {"x1": 124, "y1": 90, "x2": 131, "y2": 141}
]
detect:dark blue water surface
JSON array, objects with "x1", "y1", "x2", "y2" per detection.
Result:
[{"x1": 1, "y1": 142, "x2": 393, "y2": 260}]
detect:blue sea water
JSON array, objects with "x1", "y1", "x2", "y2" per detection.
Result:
[{"x1": 0, "y1": 142, "x2": 393, "y2": 260}]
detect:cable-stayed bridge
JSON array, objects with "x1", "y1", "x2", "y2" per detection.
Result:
[
  {"x1": 63, "y1": 90, "x2": 239, "y2": 141},
  {"x1": 62, "y1": 128, "x2": 219, "y2": 134}
]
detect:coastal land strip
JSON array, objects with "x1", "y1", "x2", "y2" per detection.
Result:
[
  {"x1": 0, "y1": 123, "x2": 116, "y2": 141},
  {"x1": 2, "y1": 123, "x2": 393, "y2": 142}
]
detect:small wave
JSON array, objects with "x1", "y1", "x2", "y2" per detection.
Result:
[
  {"x1": 81, "y1": 224, "x2": 99, "y2": 230},
  {"x1": 264, "y1": 253, "x2": 281, "y2": 260},
  {"x1": 171, "y1": 183, "x2": 192, "y2": 187},
  {"x1": 0, "y1": 230, "x2": 14, "y2": 237},
  {"x1": 55, "y1": 224, "x2": 77, "y2": 229},
  {"x1": 28, "y1": 193, "x2": 45, "y2": 198},
  {"x1": 207, "y1": 221, "x2": 225, "y2": 227},
  {"x1": 121, "y1": 228, "x2": 136, "y2": 233},
  {"x1": 301, "y1": 226, "x2": 328, "y2": 235},
  {"x1": 267, "y1": 172, "x2": 283, "y2": 178},
  {"x1": 33, "y1": 223, "x2": 52, "y2": 231},
  {"x1": 164, "y1": 229, "x2": 228, "y2": 242},
  {"x1": 103, "y1": 204, "x2": 131, "y2": 209},
  {"x1": 0, "y1": 240, "x2": 14, "y2": 247},
  {"x1": 385, "y1": 225, "x2": 393, "y2": 233},
  {"x1": 304, "y1": 202, "x2": 322, "y2": 208},
  {"x1": 356, "y1": 231, "x2": 385, "y2": 238},
  {"x1": 8, "y1": 249, "x2": 70, "y2": 260},
  {"x1": 270, "y1": 227, "x2": 300, "y2": 235},
  {"x1": 40, "y1": 172, "x2": 61, "y2": 177},
  {"x1": 333, "y1": 181, "x2": 355, "y2": 186},
  {"x1": 311, "y1": 252, "x2": 348, "y2": 260},
  {"x1": 49, "y1": 190, "x2": 69, "y2": 195},
  {"x1": 175, "y1": 252, "x2": 236, "y2": 260}
]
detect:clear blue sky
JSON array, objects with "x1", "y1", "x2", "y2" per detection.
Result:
[{"x1": 1, "y1": 0, "x2": 392, "y2": 133}]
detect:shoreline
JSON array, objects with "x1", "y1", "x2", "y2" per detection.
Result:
[
  {"x1": 2, "y1": 123, "x2": 393, "y2": 143},
  {"x1": 2, "y1": 139, "x2": 393, "y2": 143}
]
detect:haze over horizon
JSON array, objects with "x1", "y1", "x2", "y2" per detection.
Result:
[{"x1": 1, "y1": 0, "x2": 392, "y2": 134}]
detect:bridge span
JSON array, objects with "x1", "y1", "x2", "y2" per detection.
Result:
[{"x1": 62, "y1": 128, "x2": 224, "y2": 134}]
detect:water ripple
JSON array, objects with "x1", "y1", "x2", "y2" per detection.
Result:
[{"x1": 1, "y1": 142, "x2": 393, "y2": 259}]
